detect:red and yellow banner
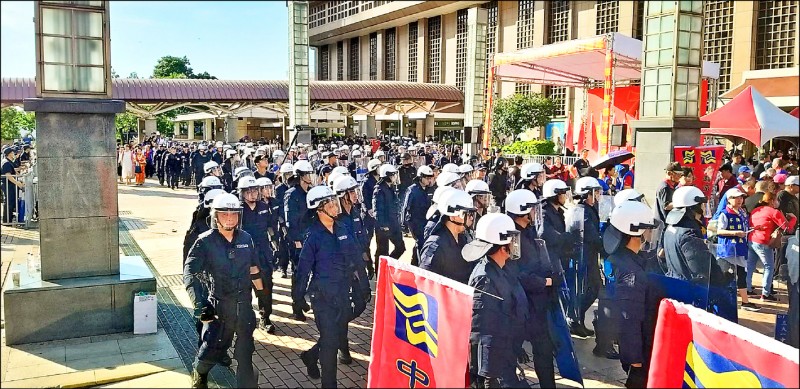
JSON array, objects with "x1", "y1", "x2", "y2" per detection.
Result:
[
  {"x1": 648, "y1": 299, "x2": 799, "y2": 388},
  {"x1": 368, "y1": 257, "x2": 473, "y2": 389},
  {"x1": 673, "y1": 145, "x2": 725, "y2": 200}
]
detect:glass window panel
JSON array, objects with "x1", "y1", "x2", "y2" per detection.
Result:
[
  {"x1": 678, "y1": 48, "x2": 689, "y2": 63},
  {"x1": 647, "y1": 18, "x2": 659, "y2": 35},
  {"x1": 42, "y1": 36, "x2": 72, "y2": 63},
  {"x1": 644, "y1": 85, "x2": 657, "y2": 101},
  {"x1": 646, "y1": 1, "x2": 660, "y2": 16},
  {"x1": 679, "y1": 14, "x2": 691, "y2": 30},
  {"x1": 73, "y1": 10, "x2": 103, "y2": 37},
  {"x1": 690, "y1": 32, "x2": 701, "y2": 49},
  {"x1": 644, "y1": 69, "x2": 657, "y2": 85},
  {"x1": 660, "y1": 32, "x2": 674, "y2": 48},
  {"x1": 675, "y1": 101, "x2": 687, "y2": 116},
  {"x1": 75, "y1": 66, "x2": 104, "y2": 92},
  {"x1": 688, "y1": 68, "x2": 700, "y2": 82},
  {"x1": 657, "y1": 84, "x2": 672, "y2": 99},
  {"x1": 645, "y1": 50, "x2": 658, "y2": 67},
  {"x1": 657, "y1": 100, "x2": 671, "y2": 115},
  {"x1": 687, "y1": 83, "x2": 700, "y2": 101},
  {"x1": 687, "y1": 101, "x2": 698, "y2": 116},
  {"x1": 662, "y1": 1, "x2": 676, "y2": 12},
  {"x1": 646, "y1": 34, "x2": 659, "y2": 50},
  {"x1": 659, "y1": 49, "x2": 673, "y2": 65},
  {"x1": 677, "y1": 67, "x2": 688, "y2": 83},
  {"x1": 679, "y1": 31, "x2": 690, "y2": 47},
  {"x1": 43, "y1": 64, "x2": 73, "y2": 91},
  {"x1": 691, "y1": 15, "x2": 702, "y2": 31},
  {"x1": 676, "y1": 84, "x2": 688, "y2": 100},
  {"x1": 75, "y1": 38, "x2": 103, "y2": 65},
  {"x1": 680, "y1": 1, "x2": 693, "y2": 12},
  {"x1": 689, "y1": 49, "x2": 700, "y2": 65},
  {"x1": 643, "y1": 101, "x2": 657, "y2": 116},
  {"x1": 692, "y1": 1, "x2": 703, "y2": 13},
  {"x1": 42, "y1": 8, "x2": 72, "y2": 35},
  {"x1": 658, "y1": 67, "x2": 672, "y2": 83},
  {"x1": 661, "y1": 15, "x2": 674, "y2": 32}
]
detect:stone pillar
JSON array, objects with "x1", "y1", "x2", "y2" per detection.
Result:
[
  {"x1": 364, "y1": 115, "x2": 377, "y2": 138},
  {"x1": 187, "y1": 120, "x2": 195, "y2": 140},
  {"x1": 376, "y1": 30, "x2": 385, "y2": 80},
  {"x1": 425, "y1": 114, "x2": 435, "y2": 139},
  {"x1": 225, "y1": 117, "x2": 238, "y2": 143},
  {"x1": 416, "y1": 119, "x2": 425, "y2": 141},
  {"x1": 632, "y1": 1, "x2": 708, "y2": 204},
  {"x1": 345, "y1": 115, "x2": 355, "y2": 137},
  {"x1": 174, "y1": 121, "x2": 181, "y2": 139},
  {"x1": 463, "y1": 7, "x2": 488, "y2": 157},
  {"x1": 288, "y1": 1, "x2": 310, "y2": 145},
  {"x1": 204, "y1": 118, "x2": 213, "y2": 140},
  {"x1": 144, "y1": 117, "x2": 157, "y2": 139}
]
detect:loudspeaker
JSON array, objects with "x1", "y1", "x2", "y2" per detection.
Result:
[
  {"x1": 610, "y1": 124, "x2": 627, "y2": 146},
  {"x1": 463, "y1": 126, "x2": 477, "y2": 144}
]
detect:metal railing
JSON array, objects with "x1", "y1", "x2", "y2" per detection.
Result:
[
  {"x1": 1, "y1": 162, "x2": 37, "y2": 228},
  {"x1": 503, "y1": 154, "x2": 579, "y2": 166}
]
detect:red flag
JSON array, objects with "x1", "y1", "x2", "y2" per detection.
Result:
[
  {"x1": 590, "y1": 117, "x2": 599, "y2": 154},
  {"x1": 368, "y1": 257, "x2": 473, "y2": 388},
  {"x1": 576, "y1": 121, "x2": 586, "y2": 151},
  {"x1": 648, "y1": 299, "x2": 799, "y2": 388},
  {"x1": 564, "y1": 112, "x2": 574, "y2": 152}
]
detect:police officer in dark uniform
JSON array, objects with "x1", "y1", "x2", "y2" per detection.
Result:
[
  {"x1": 463, "y1": 213, "x2": 529, "y2": 388},
  {"x1": 373, "y1": 164, "x2": 406, "y2": 271},
  {"x1": 488, "y1": 159, "x2": 509, "y2": 213},
  {"x1": 154, "y1": 144, "x2": 167, "y2": 186},
  {"x1": 318, "y1": 152, "x2": 337, "y2": 183},
  {"x1": 166, "y1": 146, "x2": 182, "y2": 190},
  {"x1": 275, "y1": 162, "x2": 294, "y2": 278},
  {"x1": 397, "y1": 152, "x2": 416, "y2": 200},
  {"x1": 603, "y1": 200, "x2": 659, "y2": 388},
  {"x1": 505, "y1": 190, "x2": 557, "y2": 388},
  {"x1": 285, "y1": 160, "x2": 316, "y2": 321},
  {"x1": 515, "y1": 163, "x2": 546, "y2": 199},
  {"x1": 361, "y1": 159, "x2": 382, "y2": 274},
  {"x1": 256, "y1": 177, "x2": 281, "y2": 269},
  {"x1": 192, "y1": 145, "x2": 212, "y2": 188},
  {"x1": 181, "y1": 145, "x2": 193, "y2": 187},
  {"x1": 294, "y1": 186, "x2": 366, "y2": 388},
  {"x1": 403, "y1": 165, "x2": 434, "y2": 266},
  {"x1": 184, "y1": 193, "x2": 266, "y2": 388},
  {"x1": 238, "y1": 177, "x2": 277, "y2": 334},
  {"x1": 420, "y1": 189, "x2": 476, "y2": 284},
  {"x1": 540, "y1": 179, "x2": 575, "y2": 288}
]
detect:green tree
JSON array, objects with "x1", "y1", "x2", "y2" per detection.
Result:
[
  {"x1": 153, "y1": 55, "x2": 194, "y2": 78},
  {"x1": 115, "y1": 112, "x2": 139, "y2": 142},
  {"x1": 128, "y1": 72, "x2": 140, "y2": 79},
  {"x1": 1, "y1": 107, "x2": 35, "y2": 140},
  {"x1": 491, "y1": 93, "x2": 557, "y2": 143},
  {"x1": 193, "y1": 71, "x2": 217, "y2": 80}
]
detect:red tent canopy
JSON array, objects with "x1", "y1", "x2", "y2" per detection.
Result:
[
  {"x1": 791, "y1": 107, "x2": 799, "y2": 118},
  {"x1": 700, "y1": 86, "x2": 800, "y2": 146}
]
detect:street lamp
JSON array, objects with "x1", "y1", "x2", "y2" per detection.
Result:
[{"x1": 35, "y1": 0, "x2": 111, "y2": 98}]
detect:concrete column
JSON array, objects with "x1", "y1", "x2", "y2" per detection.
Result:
[
  {"x1": 376, "y1": 30, "x2": 385, "y2": 80},
  {"x1": 730, "y1": 1, "x2": 756, "y2": 89},
  {"x1": 345, "y1": 115, "x2": 355, "y2": 137},
  {"x1": 225, "y1": 117, "x2": 238, "y2": 143},
  {"x1": 144, "y1": 117, "x2": 157, "y2": 139},
  {"x1": 416, "y1": 119, "x2": 425, "y2": 141},
  {"x1": 363, "y1": 115, "x2": 377, "y2": 138},
  {"x1": 418, "y1": 19, "x2": 428, "y2": 82},
  {"x1": 425, "y1": 114, "x2": 435, "y2": 139},
  {"x1": 204, "y1": 118, "x2": 212, "y2": 140},
  {"x1": 463, "y1": 7, "x2": 488, "y2": 157},
  {"x1": 174, "y1": 121, "x2": 180, "y2": 138},
  {"x1": 187, "y1": 120, "x2": 195, "y2": 140},
  {"x1": 632, "y1": 1, "x2": 707, "y2": 204},
  {"x1": 288, "y1": 0, "x2": 311, "y2": 146}
]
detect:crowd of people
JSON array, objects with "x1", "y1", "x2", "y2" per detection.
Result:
[
  {"x1": 0, "y1": 131, "x2": 764, "y2": 388},
  {"x1": 1, "y1": 141, "x2": 34, "y2": 224}
]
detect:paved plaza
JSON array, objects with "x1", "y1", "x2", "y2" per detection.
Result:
[{"x1": 0, "y1": 178, "x2": 791, "y2": 388}]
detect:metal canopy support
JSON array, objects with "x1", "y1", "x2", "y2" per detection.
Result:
[{"x1": 288, "y1": 0, "x2": 310, "y2": 142}]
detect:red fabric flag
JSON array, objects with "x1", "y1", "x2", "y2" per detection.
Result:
[
  {"x1": 368, "y1": 257, "x2": 474, "y2": 389},
  {"x1": 565, "y1": 112, "x2": 574, "y2": 152},
  {"x1": 576, "y1": 121, "x2": 586, "y2": 151},
  {"x1": 590, "y1": 118, "x2": 599, "y2": 154},
  {"x1": 648, "y1": 299, "x2": 799, "y2": 388}
]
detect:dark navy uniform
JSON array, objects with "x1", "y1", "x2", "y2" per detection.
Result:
[
  {"x1": 419, "y1": 218, "x2": 473, "y2": 284},
  {"x1": 373, "y1": 179, "x2": 406, "y2": 266},
  {"x1": 285, "y1": 183, "x2": 311, "y2": 317},
  {"x1": 397, "y1": 163, "x2": 416, "y2": 199},
  {"x1": 403, "y1": 182, "x2": 431, "y2": 265},
  {"x1": 241, "y1": 201, "x2": 276, "y2": 328},
  {"x1": 361, "y1": 173, "x2": 378, "y2": 260},
  {"x1": 275, "y1": 180, "x2": 292, "y2": 275},
  {"x1": 192, "y1": 151, "x2": 212, "y2": 188},
  {"x1": 469, "y1": 257, "x2": 530, "y2": 388},
  {"x1": 165, "y1": 152, "x2": 182, "y2": 189},
  {"x1": 180, "y1": 150, "x2": 192, "y2": 186},
  {"x1": 294, "y1": 219, "x2": 366, "y2": 388},
  {"x1": 663, "y1": 216, "x2": 725, "y2": 286},
  {"x1": 184, "y1": 229, "x2": 260, "y2": 387},
  {"x1": 565, "y1": 203, "x2": 603, "y2": 329},
  {"x1": 541, "y1": 203, "x2": 573, "y2": 277},
  {"x1": 511, "y1": 224, "x2": 556, "y2": 388}
]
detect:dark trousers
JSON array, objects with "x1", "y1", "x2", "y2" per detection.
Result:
[
  {"x1": 530, "y1": 336, "x2": 556, "y2": 388},
  {"x1": 364, "y1": 214, "x2": 375, "y2": 260},
  {"x1": 375, "y1": 225, "x2": 405, "y2": 270},
  {"x1": 594, "y1": 286, "x2": 617, "y2": 351},
  {"x1": 789, "y1": 282, "x2": 799, "y2": 348},
  {"x1": 289, "y1": 247, "x2": 304, "y2": 316},
  {"x1": 168, "y1": 170, "x2": 180, "y2": 189},
  {"x1": 277, "y1": 226, "x2": 291, "y2": 272},
  {"x1": 307, "y1": 298, "x2": 350, "y2": 388},
  {"x1": 157, "y1": 168, "x2": 165, "y2": 185},
  {"x1": 566, "y1": 255, "x2": 601, "y2": 326},
  {"x1": 2, "y1": 186, "x2": 18, "y2": 224},
  {"x1": 182, "y1": 168, "x2": 192, "y2": 186},
  {"x1": 257, "y1": 273, "x2": 274, "y2": 325},
  {"x1": 194, "y1": 301, "x2": 257, "y2": 387}
]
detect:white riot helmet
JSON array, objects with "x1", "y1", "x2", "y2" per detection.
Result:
[
  {"x1": 465, "y1": 179, "x2": 493, "y2": 211},
  {"x1": 279, "y1": 162, "x2": 294, "y2": 175},
  {"x1": 203, "y1": 188, "x2": 226, "y2": 209},
  {"x1": 575, "y1": 176, "x2": 603, "y2": 203},
  {"x1": 294, "y1": 160, "x2": 317, "y2": 187},
  {"x1": 237, "y1": 176, "x2": 260, "y2": 202},
  {"x1": 462, "y1": 213, "x2": 521, "y2": 262},
  {"x1": 605, "y1": 200, "x2": 659, "y2": 254},
  {"x1": 459, "y1": 164, "x2": 474, "y2": 175},
  {"x1": 203, "y1": 161, "x2": 221, "y2": 175},
  {"x1": 379, "y1": 164, "x2": 398, "y2": 184},
  {"x1": 225, "y1": 149, "x2": 237, "y2": 158},
  {"x1": 272, "y1": 150, "x2": 286, "y2": 164},
  {"x1": 521, "y1": 163, "x2": 546, "y2": 186},
  {"x1": 199, "y1": 175, "x2": 224, "y2": 191},
  {"x1": 306, "y1": 185, "x2": 342, "y2": 218},
  {"x1": 505, "y1": 189, "x2": 543, "y2": 231},
  {"x1": 255, "y1": 177, "x2": 274, "y2": 199},
  {"x1": 327, "y1": 170, "x2": 345, "y2": 187},
  {"x1": 368, "y1": 159, "x2": 382, "y2": 173},
  {"x1": 210, "y1": 193, "x2": 243, "y2": 230},
  {"x1": 233, "y1": 166, "x2": 254, "y2": 182},
  {"x1": 614, "y1": 188, "x2": 646, "y2": 206},
  {"x1": 352, "y1": 150, "x2": 362, "y2": 158},
  {"x1": 437, "y1": 190, "x2": 477, "y2": 229},
  {"x1": 665, "y1": 185, "x2": 708, "y2": 225},
  {"x1": 333, "y1": 175, "x2": 363, "y2": 204},
  {"x1": 442, "y1": 163, "x2": 460, "y2": 174},
  {"x1": 427, "y1": 186, "x2": 456, "y2": 219},
  {"x1": 374, "y1": 150, "x2": 386, "y2": 161},
  {"x1": 542, "y1": 179, "x2": 572, "y2": 203},
  {"x1": 417, "y1": 165, "x2": 434, "y2": 179},
  {"x1": 436, "y1": 171, "x2": 464, "y2": 190},
  {"x1": 332, "y1": 166, "x2": 349, "y2": 177}
]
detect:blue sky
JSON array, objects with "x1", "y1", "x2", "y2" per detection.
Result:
[{"x1": 1, "y1": 1, "x2": 307, "y2": 80}]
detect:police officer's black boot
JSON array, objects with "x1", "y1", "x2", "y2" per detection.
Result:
[
  {"x1": 191, "y1": 370, "x2": 208, "y2": 388},
  {"x1": 259, "y1": 315, "x2": 276, "y2": 334},
  {"x1": 337, "y1": 349, "x2": 353, "y2": 365},
  {"x1": 300, "y1": 350, "x2": 321, "y2": 379}
]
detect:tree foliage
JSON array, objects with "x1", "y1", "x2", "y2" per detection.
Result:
[
  {"x1": 152, "y1": 56, "x2": 217, "y2": 80},
  {"x1": 115, "y1": 112, "x2": 139, "y2": 142},
  {"x1": 1, "y1": 107, "x2": 35, "y2": 141},
  {"x1": 491, "y1": 93, "x2": 557, "y2": 143},
  {"x1": 501, "y1": 139, "x2": 555, "y2": 156}
]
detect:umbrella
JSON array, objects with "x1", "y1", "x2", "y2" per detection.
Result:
[{"x1": 591, "y1": 149, "x2": 634, "y2": 170}]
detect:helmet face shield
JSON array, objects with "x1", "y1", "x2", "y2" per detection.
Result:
[
  {"x1": 320, "y1": 197, "x2": 342, "y2": 218},
  {"x1": 535, "y1": 172, "x2": 545, "y2": 186},
  {"x1": 260, "y1": 185, "x2": 274, "y2": 199},
  {"x1": 639, "y1": 222, "x2": 662, "y2": 253},
  {"x1": 211, "y1": 209, "x2": 242, "y2": 231},
  {"x1": 530, "y1": 202, "x2": 543, "y2": 232},
  {"x1": 240, "y1": 187, "x2": 260, "y2": 202},
  {"x1": 348, "y1": 187, "x2": 363, "y2": 204},
  {"x1": 500, "y1": 230, "x2": 521, "y2": 260}
]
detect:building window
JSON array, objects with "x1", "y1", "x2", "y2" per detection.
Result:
[
  {"x1": 633, "y1": 0, "x2": 645, "y2": 40},
  {"x1": 319, "y1": 45, "x2": 329, "y2": 81},
  {"x1": 703, "y1": 1, "x2": 733, "y2": 100},
  {"x1": 310, "y1": 3, "x2": 326, "y2": 28},
  {"x1": 408, "y1": 21, "x2": 418, "y2": 82},
  {"x1": 427, "y1": 15, "x2": 442, "y2": 83},
  {"x1": 385, "y1": 27, "x2": 396, "y2": 81},
  {"x1": 546, "y1": 86, "x2": 567, "y2": 116},
  {"x1": 484, "y1": 1, "x2": 498, "y2": 103},
  {"x1": 548, "y1": 0, "x2": 570, "y2": 44},
  {"x1": 337, "y1": 40, "x2": 344, "y2": 81},
  {"x1": 369, "y1": 32, "x2": 378, "y2": 80},
  {"x1": 596, "y1": 0, "x2": 619, "y2": 35},
  {"x1": 349, "y1": 37, "x2": 359, "y2": 81},
  {"x1": 755, "y1": 0, "x2": 797, "y2": 70},
  {"x1": 516, "y1": 0, "x2": 536, "y2": 94},
  {"x1": 455, "y1": 9, "x2": 468, "y2": 92}
]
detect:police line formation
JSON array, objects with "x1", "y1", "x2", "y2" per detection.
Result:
[{"x1": 179, "y1": 139, "x2": 797, "y2": 389}]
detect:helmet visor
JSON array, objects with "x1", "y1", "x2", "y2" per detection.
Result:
[
  {"x1": 240, "y1": 187, "x2": 260, "y2": 202},
  {"x1": 320, "y1": 197, "x2": 342, "y2": 217},
  {"x1": 641, "y1": 221, "x2": 663, "y2": 253},
  {"x1": 260, "y1": 185, "x2": 274, "y2": 199},
  {"x1": 211, "y1": 210, "x2": 242, "y2": 230},
  {"x1": 500, "y1": 230, "x2": 521, "y2": 260}
]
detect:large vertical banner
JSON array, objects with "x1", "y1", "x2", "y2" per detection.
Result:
[
  {"x1": 648, "y1": 299, "x2": 799, "y2": 388},
  {"x1": 673, "y1": 145, "x2": 725, "y2": 200},
  {"x1": 368, "y1": 257, "x2": 473, "y2": 389}
]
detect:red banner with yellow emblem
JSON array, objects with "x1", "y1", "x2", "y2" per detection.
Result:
[
  {"x1": 673, "y1": 145, "x2": 725, "y2": 201},
  {"x1": 368, "y1": 256, "x2": 473, "y2": 389}
]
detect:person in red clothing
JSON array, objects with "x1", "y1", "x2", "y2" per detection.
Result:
[
  {"x1": 747, "y1": 191, "x2": 797, "y2": 301},
  {"x1": 716, "y1": 164, "x2": 738, "y2": 199}
]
